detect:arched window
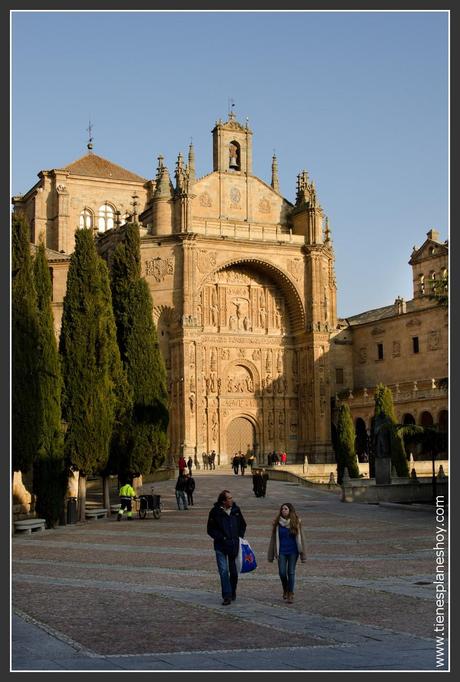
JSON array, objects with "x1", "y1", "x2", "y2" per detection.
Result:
[
  {"x1": 79, "y1": 208, "x2": 94, "y2": 230},
  {"x1": 419, "y1": 273, "x2": 425, "y2": 295},
  {"x1": 430, "y1": 271, "x2": 436, "y2": 291},
  {"x1": 98, "y1": 203, "x2": 115, "y2": 232}
]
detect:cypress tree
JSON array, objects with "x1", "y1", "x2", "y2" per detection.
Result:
[
  {"x1": 12, "y1": 215, "x2": 40, "y2": 474},
  {"x1": 59, "y1": 228, "x2": 128, "y2": 519},
  {"x1": 32, "y1": 242, "x2": 67, "y2": 527},
  {"x1": 336, "y1": 403, "x2": 360, "y2": 484},
  {"x1": 373, "y1": 383, "x2": 409, "y2": 477},
  {"x1": 108, "y1": 223, "x2": 169, "y2": 478}
]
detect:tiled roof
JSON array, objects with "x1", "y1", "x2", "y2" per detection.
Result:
[
  {"x1": 30, "y1": 244, "x2": 70, "y2": 262},
  {"x1": 61, "y1": 153, "x2": 147, "y2": 183},
  {"x1": 346, "y1": 299, "x2": 418, "y2": 326}
]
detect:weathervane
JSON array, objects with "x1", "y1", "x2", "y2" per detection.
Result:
[{"x1": 87, "y1": 119, "x2": 94, "y2": 151}]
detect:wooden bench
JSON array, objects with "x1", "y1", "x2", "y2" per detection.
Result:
[
  {"x1": 85, "y1": 508, "x2": 108, "y2": 520},
  {"x1": 14, "y1": 518, "x2": 46, "y2": 534},
  {"x1": 110, "y1": 504, "x2": 121, "y2": 514}
]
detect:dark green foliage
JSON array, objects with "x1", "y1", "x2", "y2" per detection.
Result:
[
  {"x1": 373, "y1": 384, "x2": 409, "y2": 477},
  {"x1": 32, "y1": 242, "x2": 67, "y2": 526},
  {"x1": 428, "y1": 271, "x2": 448, "y2": 308},
  {"x1": 12, "y1": 216, "x2": 40, "y2": 473},
  {"x1": 336, "y1": 403, "x2": 360, "y2": 484},
  {"x1": 33, "y1": 242, "x2": 64, "y2": 458},
  {"x1": 108, "y1": 223, "x2": 169, "y2": 476},
  {"x1": 59, "y1": 228, "x2": 127, "y2": 476}
]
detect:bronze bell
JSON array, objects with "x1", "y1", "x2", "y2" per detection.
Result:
[{"x1": 229, "y1": 156, "x2": 238, "y2": 169}]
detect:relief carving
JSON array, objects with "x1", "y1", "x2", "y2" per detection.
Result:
[
  {"x1": 288, "y1": 259, "x2": 302, "y2": 282},
  {"x1": 145, "y1": 257, "x2": 174, "y2": 281},
  {"x1": 199, "y1": 192, "x2": 212, "y2": 208},
  {"x1": 259, "y1": 198, "x2": 271, "y2": 214},
  {"x1": 197, "y1": 250, "x2": 217, "y2": 273},
  {"x1": 392, "y1": 341, "x2": 401, "y2": 358},
  {"x1": 230, "y1": 186, "x2": 241, "y2": 208},
  {"x1": 358, "y1": 347, "x2": 367, "y2": 364},
  {"x1": 428, "y1": 331, "x2": 440, "y2": 350}
]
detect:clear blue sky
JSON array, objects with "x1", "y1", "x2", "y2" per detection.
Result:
[{"x1": 11, "y1": 10, "x2": 448, "y2": 318}]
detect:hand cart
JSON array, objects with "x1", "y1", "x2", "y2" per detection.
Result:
[{"x1": 137, "y1": 491, "x2": 162, "y2": 519}]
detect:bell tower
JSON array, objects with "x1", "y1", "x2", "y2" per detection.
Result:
[{"x1": 212, "y1": 111, "x2": 253, "y2": 175}]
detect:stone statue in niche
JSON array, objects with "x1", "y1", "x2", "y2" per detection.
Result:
[
  {"x1": 277, "y1": 351, "x2": 282, "y2": 373},
  {"x1": 266, "y1": 349, "x2": 272, "y2": 373},
  {"x1": 246, "y1": 377, "x2": 254, "y2": 392},
  {"x1": 243, "y1": 316, "x2": 250, "y2": 331},
  {"x1": 258, "y1": 291, "x2": 267, "y2": 327},
  {"x1": 210, "y1": 374, "x2": 216, "y2": 393},
  {"x1": 278, "y1": 412, "x2": 285, "y2": 438},
  {"x1": 252, "y1": 349, "x2": 261, "y2": 361},
  {"x1": 227, "y1": 376, "x2": 234, "y2": 392},
  {"x1": 211, "y1": 302, "x2": 219, "y2": 327},
  {"x1": 211, "y1": 412, "x2": 218, "y2": 440},
  {"x1": 229, "y1": 315, "x2": 237, "y2": 330},
  {"x1": 211, "y1": 349, "x2": 217, "y2": 371},
  {"x1": 189, "y1": 394, "x2": 195, "y2": 413},
  {"x1": 264, "y1": 373, "x2": 272, "y2": 393},
  {"x1": 268, "y1": 412, "x2": 274, "y2": 439}
]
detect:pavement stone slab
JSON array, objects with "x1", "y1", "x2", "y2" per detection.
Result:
[{"x1": 12, "y1": 471, "x2": 448, "y2": 671}]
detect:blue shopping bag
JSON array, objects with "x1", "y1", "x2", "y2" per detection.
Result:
[{"x1": 237, "y1": 537, "x2": 257, "y2": 573}]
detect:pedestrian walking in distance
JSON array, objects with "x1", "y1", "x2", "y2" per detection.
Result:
[
  {"x1": 175, "y1": 472, "x2": 188, "y2": 510},
  {"x1": 240, "y1": 452, "x2": 247, "y2": 475},
  {"x1": 232, "y1": 453, "x2": 240, "y2": 475},
  {"x1": 185, "y1": 472, "x2": 195, "y2": 506},
  {"x1": 207, "y1": 490, "x2": 247, "y2": 605},
  {"x1": 117, "y1": 479, "x2": 137, "y2": 521},
  {"x1": 187, "y1": 456, "x2": 193, "y2": 475},
  {"x1": 267, "y1": 503, "x2": 306, "y2": 603}
]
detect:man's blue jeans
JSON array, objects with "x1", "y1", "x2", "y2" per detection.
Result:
[
  {"x1": 176, "y1": 490, "x2": 187, "y2": 510},
  {"x1": 215, "y1": 550, "x2": 238, "y2": 599},
  {"x1": 278, "y1": 552, "x2": 298, "y2": 593}
]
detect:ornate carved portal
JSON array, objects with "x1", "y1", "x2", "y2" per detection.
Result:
[{"x1": 180, "y1": 263, "x2": 306, "y2": 463}]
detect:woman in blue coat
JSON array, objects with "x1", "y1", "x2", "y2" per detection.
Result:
[{"x1": 267, "y1": 502, "x2": 306, "y2": 603}]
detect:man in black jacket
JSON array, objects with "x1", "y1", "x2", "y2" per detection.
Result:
[{"x1": 207, "y1": 490, "x2": 247, "y2": 605}]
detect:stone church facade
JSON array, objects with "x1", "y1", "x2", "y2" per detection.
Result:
[{"x1": 13, "y1": 113, "x2": 448, "y2": 464}]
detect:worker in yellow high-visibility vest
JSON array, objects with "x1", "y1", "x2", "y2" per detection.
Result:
[{"x1": 117, "y1": 480, "x2": 137, "y2": 521}]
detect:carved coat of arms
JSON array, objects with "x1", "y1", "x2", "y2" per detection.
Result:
[{"x1": 145, "y1": 257, "x2": 174, "y2": 282}]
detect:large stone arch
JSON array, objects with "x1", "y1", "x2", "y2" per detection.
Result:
[{"x1": 199, "y1": 257, "x2": 305, "y2": 335}]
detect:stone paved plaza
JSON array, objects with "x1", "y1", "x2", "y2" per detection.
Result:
[{"x1": 12, "y1": 468, "x2": 448, "y2": 671}]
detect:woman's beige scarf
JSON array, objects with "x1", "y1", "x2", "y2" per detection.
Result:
[{"x1": 276, "y1": 517, "x2": 303, "y2": 556}]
